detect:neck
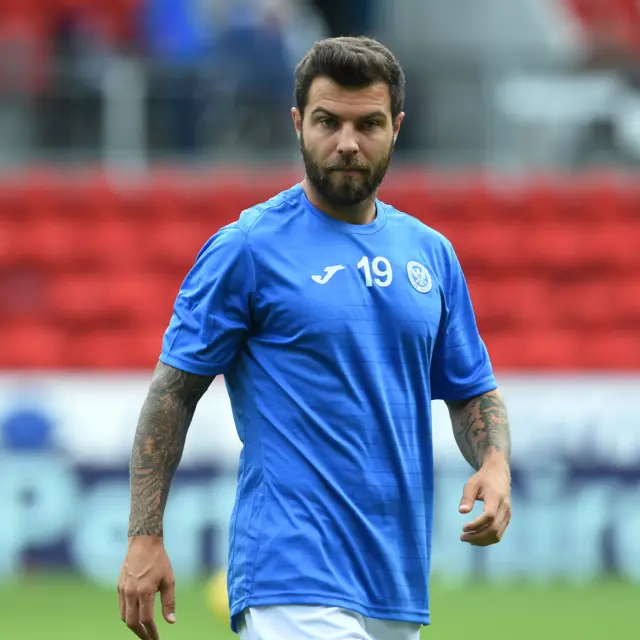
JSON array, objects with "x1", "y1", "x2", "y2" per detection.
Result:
[{"x1": 301, "y1": 178, "x2": 377, "y2": 225}]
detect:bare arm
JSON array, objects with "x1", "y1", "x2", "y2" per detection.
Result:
[
  {"x1": 446, "y1": 388, "x2": 511, "y2": 471},
  {"x1": 128, "y1": 362, "x2": 214, "y2": 537}
]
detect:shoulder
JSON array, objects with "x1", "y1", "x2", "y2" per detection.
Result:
[
  {"x1": 234, "y1": 185, "x2": 305, "y2": 240},
  {"x1": 197, "y1": 185, "x2": 304, "y2": 260},
  {"x1": 382, "y1": 201, "x2": 455, "y2": 259}
]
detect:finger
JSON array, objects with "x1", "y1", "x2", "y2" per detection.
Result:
[
  {"x1": 461, "y1": 520, "x2": 500, "y2": 546},
  {"x1": 139, "y1": 594, "x2": 160, "y2": 640},
  {"x1": 462, "y1": 510, "x2": 495, "y2": 534},
  {"x1": 461, "y1": 506, "x2": 509, "y2": 545},
  {"x1": 461, "y1": 520, "x2": 499, "y2": 545},
  {"x1": 129, "y1": 623, "x2": 151, "y2": 640},
  {"x1": 125, "y1": 592, "x2": 149, "y2": 639},
  {"x1": 459, "y1": 479, "x2": 480, "y2": 514},
  {"x1": 495, "y1": 504, "x2": 512, "y2": 540},
  {"x1": 118, "y1": 585, "x2": 126, "y2": 623},
  {"x1": 461, "y1": 519, "x2": 492, "y2": 538},
  {"x1": 160, "y1": 576, "x2": 177, "y2": 624},
  {"x1": 495, "y1": 518, "x2": 510, "y2": 542},
  {"x1": 462, "y1": 494, "x2": 501, "y2": 532}
]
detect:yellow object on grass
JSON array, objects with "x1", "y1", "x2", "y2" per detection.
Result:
[{"x1": 206, "y1": 570, "x2": 230, "y2": 624}]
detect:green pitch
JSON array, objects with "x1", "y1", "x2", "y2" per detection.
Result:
[{"x1": 0, "y1": 574, "x2": 634, "y2": 639}]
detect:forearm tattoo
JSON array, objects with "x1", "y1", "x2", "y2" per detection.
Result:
[
  {"x1": 450, "y1": 390, "x2": 511, "y2": 470},
  {"x1": 128, "y1": 362, "x2": 213, "y2": 537}
]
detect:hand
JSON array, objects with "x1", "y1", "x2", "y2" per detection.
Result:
[
  {"x1": 458, "y1": 453, "x2": 511, "y2": 546},
  {"x1": 118, "y1": 536, "x2": 176, "y2": 639}
]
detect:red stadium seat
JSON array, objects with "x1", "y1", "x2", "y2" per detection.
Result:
[
  {"x1": 612, "y1": 278, "x2": 640, "y2": 323},
  {"x1": 128, "y1": 323, "x2": 170, "y2": 369},
  {"x1": 552, "y1": 279, "x2": 619, "y2": 329},
  {"x1": 80, "y1": 216, "x2": 142, "y2": 272},
  {"x1": 0, "y1": 320, "x2": 66, "y2": 369},
  {"x1": 453, "y1": 221, "x2": 529, "y2": 273},
  {"x1": 65, "y1": 327, "x2": 141, "y2": 370},
  {"x1": 579, "y1": 222, "x2": 639, "y2": 270},
  {"x1": 46, "y1": 270, "x2": 175, "y2": 328},
  {"x1": 526, "y1": 223, "x2": 585, "y2": 272},
  {"x1": 108, "y1": 272, "x2": 177, "y2": 324},
  {"x1": 0, "y1": 217, "x2": 18, "y2": 269},
  {"x1": 15, "y1": 217, "x2": 82, "y2": 268},
  {"x1": 580, "y1": 329, "x2": 640, "y2": 369},
  {"x1": 137, "y1": 216, "x2": 212, "y2": 272},
  {"x1": 516, "y1": 329, "x2": 585, "y2": 370},
  {"x1": 471, "y1": 277, "x2": 556, "y2": 330},
  {"x1": 47, "y1": 273, "x2": 113, "y2": 325}
]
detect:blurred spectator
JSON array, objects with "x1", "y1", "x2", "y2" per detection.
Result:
[
  {"x1": 0, "y1": 9, "x2": 46, "y2": 164},
  {"x1": 277, "y1": 0, "x2": 328, "y2": 69},
  {"x1": 208, "y1": 0, "x2": 325, "y2": 154},
  {"x1": 309, "y1": 0, "x2": 374, "y2": 37},
  {"x1": 138, "y1": 0, "x2": 215, "y2": 154},
  {"x1": 215, "y1": 0, "x2": 292, "y2": 151},
  {"x1": 39, "y1": 6, "x2": 115, "y2": 157}
]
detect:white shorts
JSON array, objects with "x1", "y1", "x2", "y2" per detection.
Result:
[{"x1": 237, "y1": 605, "x2": 421, "y2": 640}]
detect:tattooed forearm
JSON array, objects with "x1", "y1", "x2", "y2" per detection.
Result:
[
  {"x1": 447, "y1": 389, "x2": 511, "y2": 470},
  {"x1": 128, "y1": 362, "x2": 213, "y2": 537}
]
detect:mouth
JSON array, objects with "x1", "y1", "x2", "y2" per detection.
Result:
[{"x1": 331, "y1": 168, "x2": 367, "y2": 176}]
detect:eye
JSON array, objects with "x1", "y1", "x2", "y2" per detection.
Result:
[
  {"x1": 319, "y1": 118, "x2": 338, "y2": 129},
  {"x1": 363, "y1": 120, "x2": 381, "y2": 131}
]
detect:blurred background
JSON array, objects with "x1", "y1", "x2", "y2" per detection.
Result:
[{"x1": 0, "y1": 0, "x2": 638, "y2": 638}]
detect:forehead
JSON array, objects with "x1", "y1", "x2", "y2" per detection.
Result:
[{"x1": 306, "y1": 77, "x2": 392, "y2": 118}]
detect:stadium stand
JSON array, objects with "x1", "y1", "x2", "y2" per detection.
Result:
[{"x1": 1, "y1": 170, "x2": 638, "y2": 371}]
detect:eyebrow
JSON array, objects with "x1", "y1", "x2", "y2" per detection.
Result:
[{"x1": 310, "y1": 108, "x2": 388, "y2": 121}]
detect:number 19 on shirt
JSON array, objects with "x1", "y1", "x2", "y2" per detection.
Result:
[{"x1": 357, "y1": 256, "x2": 393, "y2": 288}]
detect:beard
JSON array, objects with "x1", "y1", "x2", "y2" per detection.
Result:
[{"x1": 300, "y1": 134, "x2": 394, "y2": 207}]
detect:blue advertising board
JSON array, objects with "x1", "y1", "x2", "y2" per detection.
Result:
[{"x1": 0, "y1": 374, "x2": 639, "y2": 584}]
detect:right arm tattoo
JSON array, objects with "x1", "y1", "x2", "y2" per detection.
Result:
[
  {"x1": 446, "y1": 389, "x2": 511, "y2": 471},
  {"x1": 128, "y1": 362, "x2": 214, "y2": 537}
]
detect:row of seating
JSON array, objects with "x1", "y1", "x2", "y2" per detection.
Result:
[
  {"x1": 2, "y1": 173, "x2": 640, "y2": 221},
  {"x1": 1, "y1": 170, "x2": 639, "y2": 370},
  {"x1": 3, "y1": 273, "x2": 639, "y2": 327},
  {"x1": 2, "y1": 219, "x2": 639, "y2": 271},
  {"x1": 1, "y1": 321, "x2": 637, "y2": 371}
]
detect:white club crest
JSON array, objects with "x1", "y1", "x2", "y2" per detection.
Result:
[{"x1": 406, "y1": 261, "x2": 432, "y2": 293}]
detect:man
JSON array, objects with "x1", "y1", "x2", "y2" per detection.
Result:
[{"x1": 117, "y1": 36, "x2": 512, "y2": 640}]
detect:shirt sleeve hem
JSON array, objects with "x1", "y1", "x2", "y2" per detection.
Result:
[
  {"x1": 434, "y1": 376, "x2": 498, "y2": 402},
  {"x1": 159, "y1": 352, "x2": 225, "y2": 377}
]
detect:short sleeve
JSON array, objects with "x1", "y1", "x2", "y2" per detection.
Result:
[
  {"x1": 430, "y1": 243, "x2": 497, "y2": 401},
  {"x1": 159, "y1": 225, "x2": 255, "y2": 376}
]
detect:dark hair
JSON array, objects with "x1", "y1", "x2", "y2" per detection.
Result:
[{"x1": 295, "y1": 36, "x2": 405, "y2": 120}]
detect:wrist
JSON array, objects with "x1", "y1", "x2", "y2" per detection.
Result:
[
  {"x1": 127, "y1": 534, "x2": 164, "y2": 546},
  {"x1": 481, "y1": 448, "x2": 510, "y2": 471}
]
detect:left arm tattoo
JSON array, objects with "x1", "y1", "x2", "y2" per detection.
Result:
[{"x1": 446, "y1": 389, "x2": 511, "y2": 470}]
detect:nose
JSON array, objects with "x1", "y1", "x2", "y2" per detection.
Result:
[{"x1": 335, "y1": 124, "x2": 359, "y2": 156}]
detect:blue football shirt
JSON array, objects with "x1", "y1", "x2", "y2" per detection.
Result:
[{"x1": 160, "y1": 184, "x2": 497, "y2": 631}]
